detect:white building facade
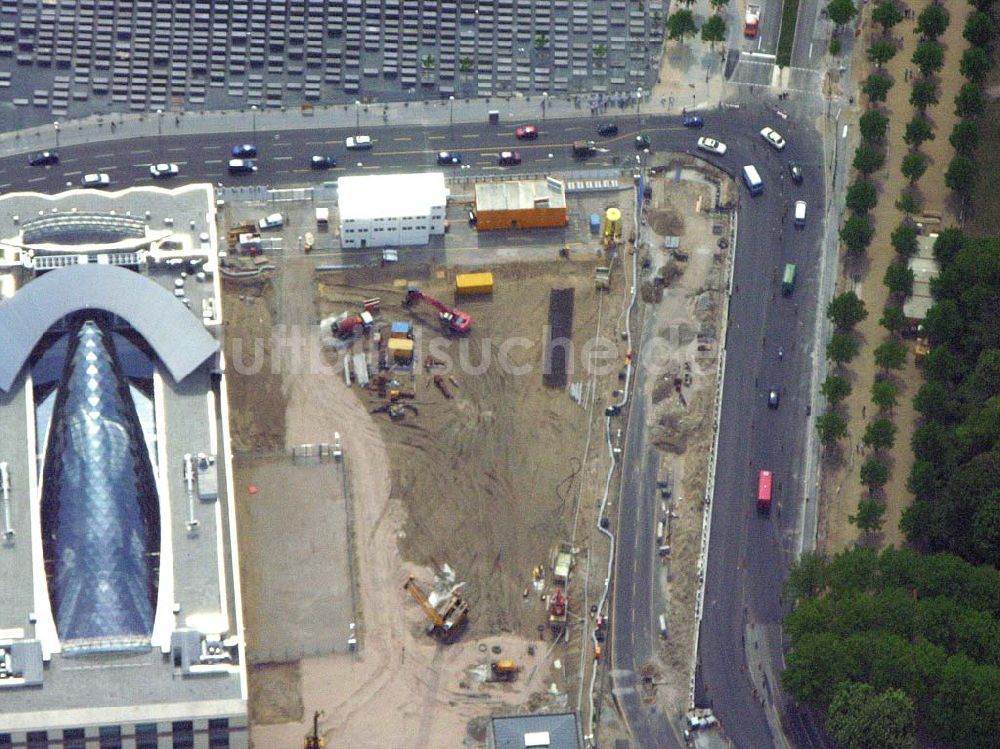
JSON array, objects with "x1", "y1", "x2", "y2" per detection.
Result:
[{"x1": 337, "y1": 172, "x2": 449, "y2": 249}]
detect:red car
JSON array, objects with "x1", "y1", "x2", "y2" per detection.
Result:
[{"x1": 515, "y1": 125, "x2": 538, "y2": 139}]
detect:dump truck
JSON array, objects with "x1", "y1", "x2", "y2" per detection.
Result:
[
  {"x1": 744, "y1": 4, "x2": 760, "y2": 38},
  {"x1": 572, "y1": 140, "x2": 598, "y2": 157}
]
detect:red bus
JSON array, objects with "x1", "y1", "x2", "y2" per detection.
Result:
[{"x1": 757, "y1": 470, "x2": 773, "y2": 513}]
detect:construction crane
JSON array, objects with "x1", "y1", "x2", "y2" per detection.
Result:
[
  {"x1": 404, "y1": 287, "x2": 472, "y2": 334},
  {"x1": 403, "y1": 575, "x2": 469, "y2": 643}
]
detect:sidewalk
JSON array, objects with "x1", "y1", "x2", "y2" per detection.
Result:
[{"x1": 0, "y1": 92, "x2": 721, "y2": 160}]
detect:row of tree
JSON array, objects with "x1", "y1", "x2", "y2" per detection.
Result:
[
  {"x1": 664, "y1": 0, "x2": 728, "y2": 47},
  {"x1": 782, "y1": 547, "x2": 1000, "y2": 749}
]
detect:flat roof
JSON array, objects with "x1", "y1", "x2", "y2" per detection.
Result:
[
  {"x1": 904, "y1": 234, "x2": 940, "y2": 322},
  {"x1": 337, "y1": 172, "x2": 448, "y2": 221},
  {"x1": 490, "y1": 712, "x2": 582, "y2": 749},
  {"x1": 475, "y1": 178, "x2": 567, "y2": 212}
]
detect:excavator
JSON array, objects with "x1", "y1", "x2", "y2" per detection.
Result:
[
  {"x1": 548, "y1": 588, "x2": 568, "y2": 636},
  {"x1": 403, "y1": 575, "x2": 469, "y2": 643},
  {"x1": 403, "y1": 287, "x2": 472, "y2": 334}
]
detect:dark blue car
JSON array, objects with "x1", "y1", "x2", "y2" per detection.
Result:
[
  {"x1": 682, "y1": 114, "x2": 704, "y2": 128},
  {"x1": 232, "y1": 144, "x2": 257, "y2": 158}
]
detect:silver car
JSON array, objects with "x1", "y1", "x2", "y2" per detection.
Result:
[
  {"x1": 81, "y1": 173, "x2": 111, "y2": 187},
  {"x1": 696, "y1": 137, "x2": 727, "y2": 155},
  {"x1": 760, "y1": 127, "x2": 787, "y2": 151},
  {"x1": 150, "y1": 163, "x2": 179, "y2": 178}
]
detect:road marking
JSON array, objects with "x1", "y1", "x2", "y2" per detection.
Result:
[
  {"x1": 746, "y1": 51, "x2": 776, "y2": 60},
  {"x1": 362, "y1": 165, "x2": 382, "y2": 170},
  {"x1": 461, "y1": 133, "x2": 480, "y2": 139},
  {"x1": 428, "y1": 135, "x2": 445, "y2": 140},
  {"x1": 28, "y1": 176, "x2": 46, "y2": 182},
  {"x1": 63, "y1": 171, "x2": 81, "y2": 177},
  {"x1": 394, "y1": 137, "x2": 412, "y2": 142},
  {"x1": 94, "y1": 153, "x2": 114, "y2": 159},
  {"x1": 205, "y1": 159, "x2": 223, "y2": 164},
  {"x1": 167, "y1": 147, "x2": 187, "y2": 152},
  {"x1": 0, "y1": 183, "x2": 10, "y2": 189},
  {"x1": 272, "y1": 156, "x2": 293, "y2": 161},
  {"x1": 133, "y1": 149, "x2": 152, "y2": 155}
]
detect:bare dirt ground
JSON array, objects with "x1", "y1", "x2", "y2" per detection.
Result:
[{"x1": 819, "y1": 1, "x2": 969, "y2": 554}]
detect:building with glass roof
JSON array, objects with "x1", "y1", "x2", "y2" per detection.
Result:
[{"x1": 0, "y1": 184, "x2": 247, "y2": 749}]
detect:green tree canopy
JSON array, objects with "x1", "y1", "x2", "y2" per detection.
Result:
[
  {"x1": 700, "y1": 14, "x2": 726, "y2": 46},
  {"x1": 828, "y1": 332, "x2": 860, "y2": 364},
  {"x1": 828, "y1": 291, "x2": 869, "y2": 330},
  {"x1": 891, "y1": 222, "x2": 919, "y2": 258},
  {"x1": 945, "y1": 156, "x2": 976, "y2": 196},
  {"x1": 827, "y1": 682, "x2": 916, "y2": 749},
  {"x1": 910, "y1": 78, "x2": 939, "y2": 111},
  {"x1": 853, "y1": 143, "x2": 885, "y2": 175},
  {"x1": 851, "y1": 496, "x2": 888, "y2": 530},
  {"x1": 841, "y1": 214, "x2": 875, "y2": 254},
  {"x1": 884, "y1": 263, "x2": 915, "y2": 297},
  {"x1": 846, "y1": 179, "x2": 878, "y2": 214},
  {"x1": 874, "y1": 340, "x2": 908, "y2": 372},
  {"x1": 912, "y1": 41, "x2": 944, "y2": 77},
  {"x1": 955, "y1": 82, "x2": 985, "y2": 117},
  {"x1": 872, "y1": 379, "x2": 899, "y2": 411},
  {"x1": 859, "y1": 109, "x2": 889, "y2": 142},
  {"x1": 880, "y1": 305, "x2": 906, "y2": 335},
  {"x1": 895, "y1": 190, "x2": 921, "y2": 216},
  {"x1": 862, "y1": 73, "x2": 893, "y2": 102},
  {"x1": 916, "y1": 3, "x2": 950, "y2": 40},
  {"x1": 932, "y1": 228, "x2": 965, "y2": 265},
  {"x1": 901, "y1": 151, "x2": 927, "y2": 183},
  {"x1": 827, "y1": 0, "x2": 858, "y2": 28},
  {"x1": 903, "y1": 115, "x2": 934, "y2": 147},
  {"x1": 960, "y1": 46, "x2": 991, "y2": 83},
  {"x1": 816, "y1": 410, "x2": 849, "y2": 445},
  {"x1": 822, "y1": 374, "x2": 852, "y2": 405},
  {"x1": 872, "y1": 2, "x2": 903, "y2": 34},
  {"x1": 950, "y1": 120, "x2": 979, "y2": 157},
  {"x1": 964, "y1": 11, "x2": 997, "y2": 48},
  {"x1": 867, "y1": 39, "x2": 898, "y2": 67},
  {"x1": 865, "y1": 417, "x2": 898, "y2": 451},
  {"x1": 666, "y1": 9, "x2": 698, "y2": 41}
]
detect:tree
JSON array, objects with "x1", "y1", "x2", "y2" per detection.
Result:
[
  {"x1": 950, "y1": 120, "x2": 979, "y2": 157},
  {"x1": 841, "y1": 214, "x2": 875, "y2": 254},
  {"x1": 916, "y1": 3, "x2": 950, "y2": 40},
  {"x1": 534, "y1": 32, "x2": 549, "y2": 51},
  {"x1": 954, "y1": 82, "x2": 984, "y2": 117},
  {"x1": 895, "y1": 190, "x2": 921, "y2": 216},
  {"x1": 884, "y1": 262, "x2": 915, "y2": 297},
  {"x1": 872, "y1": 2, "x2": 903, "y2": 34},
  {"x1": 827, "y1": 0, "x2": 858, "y2": 28},
  {"x1": 867, "y1": 40, "x2": 898, "y2": 67},
  {"x1": 860, "y1": 458, "x2": 891, "y2": 492},
  {"x1": 909, "y1": 78, "x2": 939, "y2": 111},
  {"x1": 960, "y1": 46, "x2": 991, "y2": 83},
  {"x1": 458, "y1": 56, "x2": 474, "y2": 74},
  {"x1": 912, "y1": 41, "x2": 944, "y2": 77},
  {"x1": 880, "y1": 305, "x2": 906, "y2": 335},
  {"x1": 827, "y1": 682, "x2": 916, "y2": 749},
  {"x1": 593, "y1": 44, "x2": 607, "y2": 60},
  {"x1": 964, "y1": 11, "x2": 997, "y2": 48},
  {"x1": 863, "y1": 73, "x2": 893, "y2": 102},
  {"x1": 872, "y1": 379, "x2": 899, "y2": 411},
  {"x1": 891, "y1": 222, "x2": 919, "y2": 258},
  {"x1": 874, "y1": 340, "x2": 907, "y2": 372},
  {"x1": 830, "y1": 37, "x2": 843, "y2": 55},
  {"x1": 903, "y1": 115, "x2": 934, "y2": 147},
  {"x1": 828, "y1": 333, "x2": 860, "y2": 364},
  {"x1": 853, "y1": 143, "x2": 885, "y2": 175},
  {"x1": 859, "y1": 110, "x2": 889, "y2": 142},
  {"x1": 822, "y1": 374, "x2": 852, "y2": 405},
  {"x1": 421, "y1": 54, "x2": 435, "y2": 70},
  {"x1": 945, "y1": 156, "x2": 976, "y2": 196},
  {"x1": 864, "y1": 417, "x2": 898, "y2": 451},
  {"x1": 828, "y1": 291, "x2": 869, "y2": 330},
  {"x1": 701, "y1": 15, "x2": 727, "y2": 47},
  {"x1": 786, "y1": 552, "x2": 827, "y2": 600},
  {"x1": 846, "y1": 180, "x2": 878, "y2": 214},
  {"x1": 816, "y1": 410, "x2": 849, "y2": 445},
  {"x1": 666, "y1": 10, "x2": 698, "y2": 41},
  {"x1": 851, "y1": 497, "x2": 888, "y2": 531},
  {"x1": 933, "y1": 228, "x2": 965, "y2": 265},
  {"x1": 900, "y1": 151, "x2": 927, "y2": 183},
  {"x1": 709, "y1": 0, "x2": 731, "y2": 11}
]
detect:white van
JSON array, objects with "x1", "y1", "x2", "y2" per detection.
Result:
[
  {"x1": 742, "y1": 165, "x2": 763, "y2": 195},
  {"x1": 658, "y1": 614, "x2": 668, "y2": 638},
  {"x1": 794, "y1": 200, "x2": 807, "y2": 227}
]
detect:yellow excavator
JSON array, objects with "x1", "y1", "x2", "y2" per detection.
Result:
[{"x1": 403, "y1": 575, "x2": 469, "y2": 644}]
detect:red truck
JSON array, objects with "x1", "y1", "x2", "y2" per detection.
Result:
[{"x1": 757, "y1": 470, "x2": 772, "y2": 514}]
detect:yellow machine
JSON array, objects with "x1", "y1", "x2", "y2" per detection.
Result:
[
  {"x1": 490, "y1": 659, "x2": 520, "y2": 682},
  {"x1": 403, "y1": 575, "x2": 469, "y2": 643},
  {"x1": 303, "y1": 711, "x2": 325, "y2": 749},
  {"x1": 602, "y1": 207, "x2": 622, "y2": 250}
]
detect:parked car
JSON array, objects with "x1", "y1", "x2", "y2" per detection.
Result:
[
  {"x1": 436, "y1": 151, "x2": 462, "y2": 165},
  {"x1": 760, "y1": 127, "x2": 786, "y2": 151},
  {"x1": 29, "y1": 150, "x2": 59, "y2": 166},
  {"x1": 81, "y1": 173, "x2": 111, "y2": 187},
  {"x1": 768, "y1": 388, "x2": 780, "y2": 408},
  {"x1": 696, "y1": 137, "x2": 727, "y2": 156},
  {"x1": 515, "y1": 124, "x2": 538, "y2": 139},
  {"x1": 311, "y1": 155, "x2": 337, "y2": 169},
  {"x1": 498, "y1": 150, "x2": 521, "y2": 166},
  {"x1": 232, "y1": 144, "x2": 257, "y2": 158},
  {"x1": 635, "y1": 134, "x2": 651, "y2": 150},
  {"x1": 149, "y1": 162, "x2": 179, "y2": 178},
  {"x1": 788, "y1": 162, "x2": 803, "y2": 184},
  {"x1": 258, "y1": 213, "x2": 285, "y2": 230},
  {"x1": 683, "y1": 114, "x2": 704, "y2": 128},
  {"x1": 228, "y1": 159, "x2": 257, "y2": 174},
  {"x1": 345, "y1": 135, "x2": 373, "y2": 150},
  {"x1": 468, "y1": 210, "x2": 477, "y2": 225},
  {"x1": 597, "y1": 123, "x2": 619, "y2": 136}
]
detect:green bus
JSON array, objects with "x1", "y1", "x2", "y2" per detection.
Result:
[{"x1": 782, "y1": 263, "x2": 797, "y2": 296}]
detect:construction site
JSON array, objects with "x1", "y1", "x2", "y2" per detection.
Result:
[{"x1": 219, "y1": 163, "x2": 733, "y2": 748}]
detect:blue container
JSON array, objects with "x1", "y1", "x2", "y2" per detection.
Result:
[
  {"x1": 390, "y1": 321, "x2": 411, "y2": 338},
  {"x1": 589, "y1": 214, "x2": 601, "y2": 234}
]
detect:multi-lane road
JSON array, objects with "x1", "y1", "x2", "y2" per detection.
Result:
[{"x1": 0, "y1": 104, "x2": 828, "y2": 749}]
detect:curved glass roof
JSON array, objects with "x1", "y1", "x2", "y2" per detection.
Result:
[
  {"x1": 40, "y1": 317, "x2": 160, "y2": 654},
  {"x1": 0, "y1": 264, "x2": 217, "y2": 393}
]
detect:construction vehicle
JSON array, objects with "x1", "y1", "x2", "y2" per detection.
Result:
[
  {"x1": 404, "y1": 288, "x2": 471, "y2": 334},
  {"x1": 744, "y1": 4, "x2": 760, "y2": 38},
  {"x1": 548, "y1": 588, "x2": 568, "y2": 635},
  {"x1": 303, "y1": 711, "x2": 325, "y2": 749},
  {"x1": 551, "y1": 542, "x2": 575, "y2": 585},
  {"x1": 424, "y1": 355, "x2": 447, "y2": 369},
  {"x1": 371, "y1": 402, "x2": 418, "y2": 420},
  {"x1": 433, "y1": 374, "x2": 452, "y2": 399},
  {"x1": 594, "y1": 266, "x2": 611, "y2": 290},
  {"x1": 388, "y1": 387, "x2": 416, "y2": 402},
  {"x1": 490, "y1": 659, "x2": 520, "y2": 682},
  {"x1": 403, "y1": 575, "x2": 469, "y2": 643},
  {"x1": 572, "y1": 140, "x2": 598, "y2": 158},
  {"x1": 330, "y1": 310, "x2": 375, "y2": 338}
]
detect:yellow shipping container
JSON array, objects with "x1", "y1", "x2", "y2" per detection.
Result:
[
  {"x1": 387, "y1": 337, "x2": 414, "y2": 362},
  {"x1": 455, "y1": 272, "x2": 494, "y2": 296}
]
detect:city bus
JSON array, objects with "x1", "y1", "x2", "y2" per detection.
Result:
[{"x1": 757, "y1": 469, "x2": 772, "y2": 514}]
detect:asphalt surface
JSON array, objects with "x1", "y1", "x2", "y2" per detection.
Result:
[{"x1": 0, "y1": 104, "x2": 827, "y2": 749}]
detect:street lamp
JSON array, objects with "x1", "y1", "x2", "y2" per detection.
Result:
[
  {"x1": 355, "y1": 100, "x2": 361, "y2": 131},
  {"x1": 156, "y1": 108, "x2": 163, "y2": 137},
  {"x1": 635, "y1": 88, "x2": 643, "y2": 113},
  {"x1": 251, "y1": 104, "x2": 258, "y2": 140},
  {"x1": 449, "y1": 95, "x2": 455, "y2": 126},
  {"x1": 53, "y1": 121, "x2": 60, "y2": 148},
  {"x1": 541, "y1": 92, "x2": 548, "y2": 122}
]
